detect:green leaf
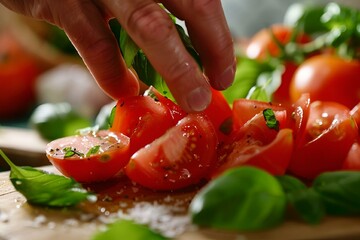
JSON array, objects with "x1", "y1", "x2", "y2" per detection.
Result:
[
  {"x1": 86, "y1": 145, "x2": 100, "y2": 158},
  {"x1": 0, "y1": 150, "x2": 95, "y2": 207},
  {"x1": 190, "y1": 166, "x2": 286, "y2": 231},
  {"x1": 92, "y1": 220, "x2": 168, "y2": 240},
  {"x1": 313, "y1": 171, "x2": 360, "y2": 215},
  {"x1": 263, "y1": 108, "x2": 280, "y2": 131},
  {"x1": 119, "y1": 27, "x2": 140, "y2": 67},
  {"x1": 277, "y1": 175, "x2": 325, "y2": 224}
]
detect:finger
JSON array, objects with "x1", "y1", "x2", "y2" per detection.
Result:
[
  {"x1": 100, "y1": 0, "x2": 212, "y2": 112},
  {"x1": 36, "y1": 0, "x2": 140, "y2": 99},
  {"x1": 162, "y1": 0, "x2": 236, "y2": 90}
]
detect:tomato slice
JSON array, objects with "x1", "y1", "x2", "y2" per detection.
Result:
[
  {"x1": 203, "y1": 89, "x2": 232, "y2": 143},
  {"x1": 288, "y1": 101, "x2": 359, "y2": 180},
  {"x1": 213, "y1": 110, "x2": 293, "y2": 177},
  {"x1": 232, "y1": 98, "x2": 288, "y2": 131},
  {"x1": 111, "y1": 94, "x2": 181, "y2": 155},
  {"x1": 125, "y1": 114, "x2": 218, "y2": 190},
  {"x1": 46, "y1": 130, "x2": 130, "y2": 183}
]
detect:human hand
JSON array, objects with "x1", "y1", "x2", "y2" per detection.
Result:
[{"x1": 0, "y1": 0, "x2": 236, "y2": 112}]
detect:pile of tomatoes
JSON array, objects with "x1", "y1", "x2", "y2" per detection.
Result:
[{"x1": 46, "y1": 3, "x2": 360, "y2": 191}]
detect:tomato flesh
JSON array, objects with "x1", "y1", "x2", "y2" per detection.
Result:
[
  {"x1": 111, "y1": 94, "x2": 181, "y2": 155},
  {"x1": 46, "y1": 130, "x2": 130, "y2": 183},
  {"x1": 288, "y1": 101, "x2": 358, "y2": 180},
  {"x1": 125, "y1": 114, "x2": 217, "y2": 190},
  {"x1": 213, "y1": 110, "x2": 293, "y2": 177}
]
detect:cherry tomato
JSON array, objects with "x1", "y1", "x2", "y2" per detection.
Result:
[
  {"x1": 46, "y1": 130, "x2": 131, "y2": 183},
  {"x1": 111, "y1": 94, "x2": 183, "y2": 155},
  {"x1": 125, "y1": 114, "x2": 217, "y2": 190},
  {"x1": 288, "y1": 101, "x2": 358, "y2": 180},
  {"x1": 213, "y1": 110, "x2": 293, "y2": 177},
  {"x1": 290, "y1": 55, "x2": 360, "y2": 109},
  {"x1": 0, "y1": 30, "x2": 42, "y2": 119}
]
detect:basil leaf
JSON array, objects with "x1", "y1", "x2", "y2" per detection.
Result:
[
  {"x1": 119, "y1": 27, "x2": 140, "y2": 67},
  {"x1": 263, "y1": 108, "x2": 280, "y2": 131},
  {"x1": 313, "y1": 171, "x2": 360, "y2": 215},
  {"x1": 86, "y1": 145, "x2": 100, "y2": 158},
  {"x1": 222, "y1": 57, "x2": 275, "y2": 104},
  {"x1": 277, "y1": 175, "x2": 325, "y2": 224},
  {"x1": 190, "y1": 166, "x2": 286, "y2": 231},
  {"x1": 92, "y1": 220, "x2": 168, "y2": 240},
  {"x1": 0, "y1": 150, "x2": 94, "y2": 207}
]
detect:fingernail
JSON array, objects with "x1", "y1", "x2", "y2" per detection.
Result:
[
  {"x1": 187, "y1": 87, "x2": 212, "y2": 112},
  {"x1": 216, "y1": 63, "x2": 236, "y2": 90}
]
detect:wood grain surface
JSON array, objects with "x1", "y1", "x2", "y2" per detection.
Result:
[{"x1": 1, "y1": 128, "x2": 360, "y2": 240}]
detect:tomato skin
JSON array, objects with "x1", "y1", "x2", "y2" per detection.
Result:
[
  {"x1": 213, "y1": 110, "x2": 293, "y2": 177},
  {"x1": 288, "y1": 101, "x2": 358, "y2": 180},
  {"x1": 290, "y1": 55, "x2": 360, "y2": 109},
  {"x1": 203, "y1": 89, "x2": 232, "y2": 143},
  {"x1": 46, "y1": 130, "x2": 131, "y2": 183},
  {"x1": 111, "y1": 95, "x2": 181, "y2": 155},
  {"x1": 0, "y1": 30, "x2": 42, "y2": 119},
  {"x1": 125, "y1": 114, "x2": 218, "y2": 190},
  {"x1": 343, "y1": 140, "x2": 360, "y2": 170}
]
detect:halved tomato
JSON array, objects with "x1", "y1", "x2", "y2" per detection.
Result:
[
  {"x1": 213, "y1": 110, "x2": 293, "y2": 177},
  {"x1": 343, "y1": 140, "x2": 360, "y2": 171},
  {"x1": 125, "y1": 114, "x2": 218, "y2": 190},
  {"x1": 288, "y1": 101, "x2": 358, "y2": 180},
  {"x1": 46, "y1": 130, "x2": 130, "y2": 183}
]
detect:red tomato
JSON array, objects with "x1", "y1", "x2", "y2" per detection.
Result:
[
  {"x1": 246, "y1": 24, "x2": 311, "y2": 61},
  {"x1": 0, "y1": 30, "x2": 42, "y2": 119},
  {"x1": 46, "y1": 130, "x2": 131, "y2": 183},
  {"x1": 350, "y1": 102, "x2": 360, "y2": 135},
  {"x1": 232, "y1": 98, "x2": 287, "y2": 131},
  {"x1": 213, "y1": 110, "x2": 293, "y2": 177},
  {"x1": 125, "y1": 114, "x2": 217, "y2": 190},
  {"x1": 272, "y1": 62, "x2": 298, "y2": 103},
  {"x1": 343, "y1": 140, "x2": 360, "y2": 170},
  {"x1": 288, "y1": 101, "x2": 358, "y2": 180},
  {"x1": 111, "y1": 94, "x2": 182, "y2": 155},
  {"x1": 203, "y1": 89, "x2": 232, "y2": 143},
  {"x1": 290, "y1": 55, "x2": 360, "y2": 109}
]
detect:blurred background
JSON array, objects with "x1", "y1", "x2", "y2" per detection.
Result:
[{"x1": 1, "y1": 0, "x2": 360, "y2": 169}]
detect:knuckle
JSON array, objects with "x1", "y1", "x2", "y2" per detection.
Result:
[
  {"x1": 191, "y1": 0, "x2": 219, "y2": 14},
  {"x1": 127, "y1": 4, "x2": 174, "y2": 44},
  {"x1": 165, "y1": 61, "x2": 199, "y2": 85}
]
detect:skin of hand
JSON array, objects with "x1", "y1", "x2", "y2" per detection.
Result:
[{"x1": 0, "y1": 0, "x2": 236, "y2": 112}]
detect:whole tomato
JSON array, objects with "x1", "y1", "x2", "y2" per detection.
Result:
[
  {"x1": 290, "y1": 54, "x2": 360, "y2": 109},
  {"x1": 0, "y1": 30, "x2": 42, "y2": 119}
]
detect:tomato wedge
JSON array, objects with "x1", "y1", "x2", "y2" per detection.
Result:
[
  {"x1": 288, "y1": 101, "x2": 358, "y2": 180},
  {"x1": 125, "y1": 114, "x2": 218, "y2": 190},
  {"x1": 46, "y1": 130, "x2": 130, "y2": 183},
  {"x1": 111, "y1": 93, "x2": 181, "y2": 155},
  {"x1": 213, "y1": 110, "x2": 293, "y2": 177}
]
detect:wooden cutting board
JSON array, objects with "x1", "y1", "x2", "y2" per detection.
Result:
[{"x1": 1, "y1": 127, "x2": 360, "y2": 240}]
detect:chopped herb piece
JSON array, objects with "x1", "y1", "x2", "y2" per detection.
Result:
[
  {"x1": 263, "y1": 108, "x2": 280, "y2": 131},
  {"x1": 63, "y1": 147, "x2": 84, "y2": 158},
  {"x1": 86, "y1": 145, "x2": 101, "y2": 158}
]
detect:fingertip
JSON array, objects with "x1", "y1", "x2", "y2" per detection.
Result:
[
  {"x1": 210, "y1": 60, "x2": 236, "y2": 90},
  {"x1": 186, "y1": 85, "x2": 212, "y2": 112}
]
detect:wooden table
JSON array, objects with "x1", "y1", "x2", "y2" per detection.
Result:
[{"x1": 2, "y1": 127, "x2": 360, "y2": 240}]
